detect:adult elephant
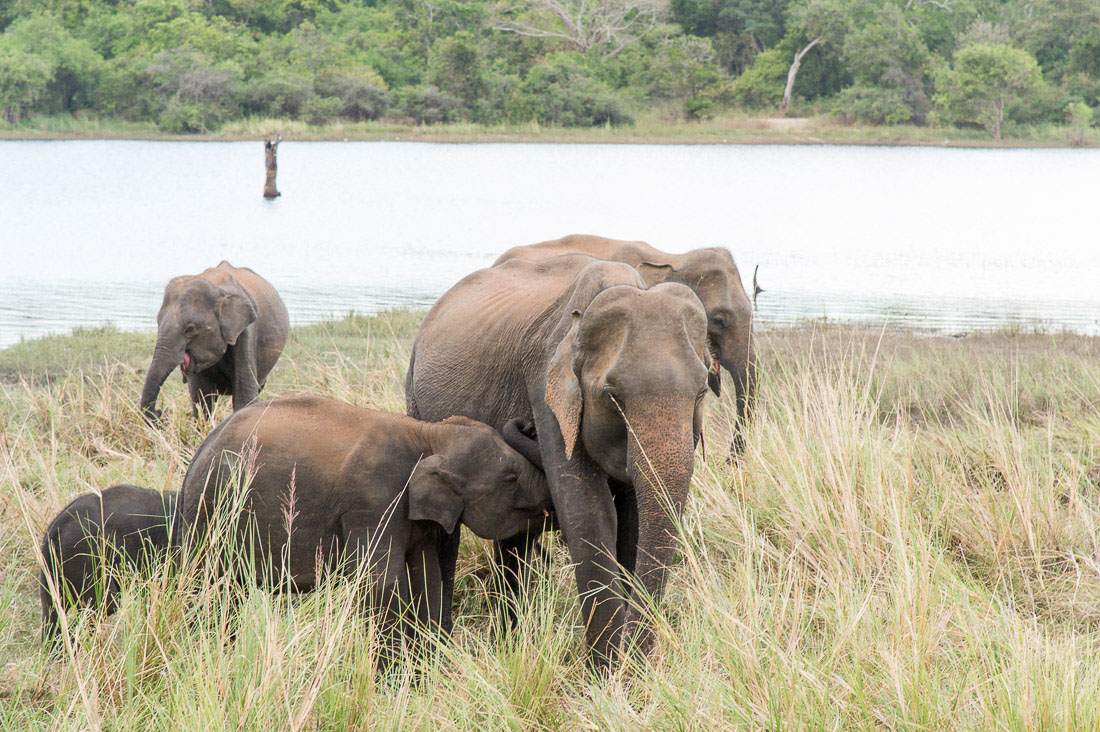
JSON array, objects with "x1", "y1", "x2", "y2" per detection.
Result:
[
  {"x1": 495, "y1": 234, "x2": 756, "y2": 451},
  {"x1": 140, "y1": 261, "x2": 289, "y2": 422},
  {"x1": 406, "y1": 254, "x2": 711, "y2": 668}
]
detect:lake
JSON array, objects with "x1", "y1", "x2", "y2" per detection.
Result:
[{"x1": 1, "y1": 140, "x2": 1098, "y2": 347}]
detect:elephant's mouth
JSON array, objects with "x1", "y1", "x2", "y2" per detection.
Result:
[
  {"x1": 706, "y1": 336, "x2": 722, "y2": 396},
  {"x1": 179, "y1": 350, "x2": 193, "y2": 382}
]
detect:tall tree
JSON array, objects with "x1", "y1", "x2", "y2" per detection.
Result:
[
  {"x1": 494, "y1": 0, "x2": 668, "y2": 59},
  {"x1": 781, "y1": 0, "x2": 849, "y2": 114},
  {"x1": 934, "y1": 43, "x2": 1044, "y2": 140}
]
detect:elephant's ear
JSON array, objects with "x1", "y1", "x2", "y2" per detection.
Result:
[
  {"x1": 636, "y1": 261, "x2": 674, "y2": 287},
  {"x1": 545, "y1": 310, "x2": 583, "y2": 460},
  {"x1": 218, "y1": 285, "x2": 257, "y2": 346},
  {"x1": 407, "y1": 455, "x2": 463, "y2": 534}
]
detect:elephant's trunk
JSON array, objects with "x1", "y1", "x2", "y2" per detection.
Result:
[
  {"x1": 624, "y1": 405, "x2": 695, "y2": 656},
  {"x1": 502, "y1": 418, "x2": 543, "y2": 470},
  {"x1": 140, "y1": 335, "x2": 180, "y2": 420},
  {"x1": 719, "y1": 324, "x2": 756, "y2": 454}
]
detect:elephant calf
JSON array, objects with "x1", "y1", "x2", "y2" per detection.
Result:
[
  {"x1": 39, "y1": 485, "x2": 176, "y2": 644},
  {"x1": 140, "y1": 261, "x2": 289, "y2": 422},
  {"x1": 176, "y1": 396, "x2": 551, "y2": 638}
]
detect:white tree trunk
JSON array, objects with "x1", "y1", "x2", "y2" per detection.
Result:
[{"x1": 782, "y1": 36, "x2": 822, "y2": 115}]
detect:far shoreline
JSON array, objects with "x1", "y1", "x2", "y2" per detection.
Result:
[{"x1": 2, "y1": 114, "x2": 1096, "y2": 148}]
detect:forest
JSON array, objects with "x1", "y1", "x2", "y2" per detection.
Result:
[{"x1": 1, "y1": 0, "x2": 1098, "y2": 137}]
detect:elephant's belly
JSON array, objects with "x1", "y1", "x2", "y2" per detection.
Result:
[{"x1": 241, "y1": 525, "x2": 342, "y2": 588}]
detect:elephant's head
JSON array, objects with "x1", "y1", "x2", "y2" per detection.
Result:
[
  {"x1": 543, "y1": 282, "x2": 710, "y2": 621},
  {"x1": 638, "y1": 248, "x2": 756, "y2": 445},
  {"x1": 409, "y1": 416, "x2": 551, "y2": 540},
  {"x1": 140, "y1": 275, "x2": 257, "y2": 420}
]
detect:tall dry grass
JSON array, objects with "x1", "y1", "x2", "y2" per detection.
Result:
[{"x1": 2, "y1": 313, "x2": 1100, "y2": 729}]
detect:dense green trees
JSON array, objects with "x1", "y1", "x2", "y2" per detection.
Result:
[
  {"x1": 934, "y1": 43, "x2": 1044, "y2": 140},
  {"x1": 0, "y1": 0, "x2": 1097, "y2": 134}
]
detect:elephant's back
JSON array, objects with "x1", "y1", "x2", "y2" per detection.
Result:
[
  {"x1": 183, "y1": 397, "x2": 409, "y2": 499},
  {"x1": 410, "y1": 257, "x2": 592, "y2": 427},
  {"x1": 493, "y1": 234, "x2": 667, "y2": 268},
  {"x1": 199, "y1": 262, "x2": 288, "y2": 321}
]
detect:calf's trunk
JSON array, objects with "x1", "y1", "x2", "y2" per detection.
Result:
[{"x1": 140, "y1": 337, "x2": 180, "y2": 419}]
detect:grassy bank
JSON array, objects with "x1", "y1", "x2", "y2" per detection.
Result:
[
  {"x1": 3, "y1": 313, "x2": 1100, "y2": 728},
  {"x1": 2, "y1": 113, "x2": 1098, "y2": 147}
]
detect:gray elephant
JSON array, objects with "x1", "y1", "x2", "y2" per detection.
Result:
[
  {"x1": 406, "y1": 254, "x2": 711, "y2": 669},
  {"x1": 40, "y1": 485, "x2": 175, "y2": 645},
  {"x1": 140, "y1": 261, "x2": 289, "y2": 422},
  {"x1": 494, "y1": 234, "x2": 755, "y2": 452},
  {"x1": 176, "y1": 396, "x2": 551, "y2": 639}
]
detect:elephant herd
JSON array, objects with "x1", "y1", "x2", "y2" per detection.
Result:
[{"x1": 38, "y1": 234, "x2": 756, "y2": 672}]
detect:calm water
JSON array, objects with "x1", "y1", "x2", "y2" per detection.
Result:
[{"x1": 1, "y1": 140, "x2": 1098, "y2": 347}]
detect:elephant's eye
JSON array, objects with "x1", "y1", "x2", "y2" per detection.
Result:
[
  {"x1": 183, "y1": 323, "x2": 197, "y2": 336},
  {"x1": 711, "y1": 313, "x2": 729, "y2": 329},
  {"x1": 503, "y1": 473, "x2": 518, "y2": 484}
]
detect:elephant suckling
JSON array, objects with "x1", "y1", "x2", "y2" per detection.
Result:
[
  {"x1": 174, "y1": 396, "x2": 552, "y2": 644},
  {"x1": 406, "y1": 253, "x2": 712, "y2": 669},
  {"x1": 140, "y1": 261, "x2": 289, "y2": 422}
]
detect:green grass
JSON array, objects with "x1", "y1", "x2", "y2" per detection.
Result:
[
  {"x1": 2, "y1": 112, "x2": 1097, "y2": 147},
  {"x1": 3, "y1": 313, "x2": 1100, "y2": 728}
]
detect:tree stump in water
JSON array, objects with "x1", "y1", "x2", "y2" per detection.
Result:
[{"x1": 263, "y1": 135, "x2": 281, "y2": 198}]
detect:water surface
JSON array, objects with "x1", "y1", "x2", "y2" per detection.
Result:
[{"x1": 1, "y1": 141, "x2": 1097, "y2": 347}]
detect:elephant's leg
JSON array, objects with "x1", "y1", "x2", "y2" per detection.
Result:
[
  {"x1": 555, "y1": 484, "x2": 623, "y2": 670},
  {"x1": 341, "y1": 515, "x2": 410, "y2": 666},
  {"x1": 490, "y1": 527, "x2": 544, "y2": 637},
  {"x1": 434, "y1": 528, "x2": 460, "y2": 636},
  {"x1": 405, "y1": 544, "x2": 443, "y2": 637},
  {"x1": 611, "y1": 478, "x2": 638, "y2": 578},
  {"x1": 187, "y1": 371, "x2": 220, "y2": 419},
  {"x1": 533, "y1": 406, "x2": 625, "y2": 671}
]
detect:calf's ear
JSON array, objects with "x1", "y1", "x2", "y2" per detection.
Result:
[
  {"x1": 407, "y1": 455, "x2": 464, "y2": 534},
  {"x1": 636, "y1": 261, "x2": 675, "y2": 287},
  {"x1": 218, "y1": 284, "x2": 257, "y2": 346}
]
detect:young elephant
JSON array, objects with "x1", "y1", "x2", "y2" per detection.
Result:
[
  {"x1": 176, "y1": 396, "x2": 551, "y2": 637},
  {"x1": 39, "y1": 485, "x2": 176, "y2": 644},
  {"x1": 140, "y1": 261, "x2": 289, "y2": 422}
]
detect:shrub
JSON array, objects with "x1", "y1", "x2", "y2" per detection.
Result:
[
  {"x1": 158, "y1": 102, "x2": 205, "y2": 132},
  {"x1": 147, "y1": 48, "x2": 241, "y2": 130},
  {"x1": 427, "y1": 35, "x2": 487, "y2": 114},
  {"x1": 396, "y1": 86, "x2": 455, "y2": 124},
  {"x1": 729, "y1": 48, "x2": 787, "y2": 109},
  {"x1": 300, "y1": 94, "x2": 341, "y2": 124},
  {"x1": 316, "y1": 68, "x2": 389, "y2": 121},
  {"x1": 245, "y1": 72, "x2": 314, "y2": 117},
  {"x1": 933, "y1": 44, "x2": 1045, "y2": 139},
  {"x1": 0, "y1": 46, "x2": 52, "y2": 124},
  {"x1": 1066, "y1": 100, "x2": 1093, "y2": 145},
  {"x1": 507, "y1": 55, "x2": 634, "y2": 127},
  {"x1": 831, "y1": 85, "x2": 914, "y2": 124}
]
